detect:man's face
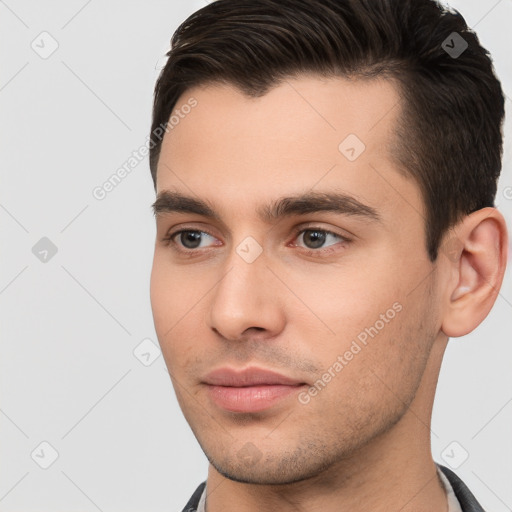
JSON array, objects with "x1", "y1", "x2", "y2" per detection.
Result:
[{"x1": 150, "y1": 76, "x2": 443, "y2": 484}]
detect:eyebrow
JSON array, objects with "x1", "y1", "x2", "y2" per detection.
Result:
[{"x1": 151, "y1": 190, "x2": 381, "y2": 224}]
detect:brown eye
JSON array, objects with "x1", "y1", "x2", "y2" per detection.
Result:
[
  {"x1": 177, "y1": 231, "x2": 203, "y2": 249},
  {"x1": 301, "y1": 229, "x2": 328, "y2": 249},
  {"x1": 296, "y1": 228, "x2": 344, "y2": 250},
  {"x1": 162, "y1": 229, "x2": 220, "y2": 253}
]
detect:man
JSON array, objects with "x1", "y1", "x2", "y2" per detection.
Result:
[{"x1": 148, "y1": 0, "x2": 508, "y2": 510}]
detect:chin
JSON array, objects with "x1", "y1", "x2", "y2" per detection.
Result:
[
  {"x1": 204, "y1": 442, "x2": 346, "y2": 486},
  {"x1": 211, "y1": 463, "x2": 317, "y2": 486}
]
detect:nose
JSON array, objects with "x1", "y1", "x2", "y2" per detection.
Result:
[{"x1": 206, "y1": 245, "x2": 286, "y2": 343}]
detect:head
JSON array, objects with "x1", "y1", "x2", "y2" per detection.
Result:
[{"x1": 149, "y1": 0, "x2": 507, "y2": 485}]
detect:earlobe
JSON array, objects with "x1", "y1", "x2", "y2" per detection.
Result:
[{"x1": 441, "y1": 208, "x2": 508, "y2": 338}]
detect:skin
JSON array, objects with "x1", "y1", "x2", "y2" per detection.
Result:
[{"x1": 150, "y1": 75, "x2": 508, "y2": 511}]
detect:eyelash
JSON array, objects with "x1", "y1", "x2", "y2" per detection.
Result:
[{"x1": 160, "y1": 227, "x2": 350, "y2": 257}]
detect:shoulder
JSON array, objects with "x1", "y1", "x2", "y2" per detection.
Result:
[
  {"x1": 180, "y1": 481, "x2": 206, "y2": 512},
  {"x1": 437, "y1": 464, "x2": 486, "y2": 512}
]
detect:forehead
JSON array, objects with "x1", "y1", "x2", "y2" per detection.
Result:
[
  {"x1": 159, "y1": 75, "x2": 401, "y2": 160},
  {"x1": 155, "y1": 75, "x2": 419, "y2": 224}
]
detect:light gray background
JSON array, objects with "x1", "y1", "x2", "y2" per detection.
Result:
[{"x1": 1, "y1": 1, "x2": 511, "y2": 510}]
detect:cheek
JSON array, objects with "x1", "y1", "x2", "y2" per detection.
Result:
[
  {"x1": 150, "y1": 253, "x2": 202, "y2": 327},
  {"x1": 282, "y1": 263, "x2": 402, "y2": 348},
  {"x1": 150, "y1": 255, "x2": 206, "y2": 366},
  {"x1": 298, "y1": 304, "x2": 428, "y2": 437},
  {"x1": 285, "y1": 261, "x2": 431, "y2": 392}
]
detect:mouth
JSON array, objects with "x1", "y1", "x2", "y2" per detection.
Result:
[{"x1": 202, "y1": 367, "x2": 308, "y2": 413}]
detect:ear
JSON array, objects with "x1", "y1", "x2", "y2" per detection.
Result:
[{"x1": 440, "y1": 207, "x2": 508, "y2": 338}]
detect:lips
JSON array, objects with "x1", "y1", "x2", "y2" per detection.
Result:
[
  {"x1": 203, "y1": 367, "x2": 307, "y2": 413},
  {"x1": 204, "y1": 367, "x2": 304, "y2": 387}
]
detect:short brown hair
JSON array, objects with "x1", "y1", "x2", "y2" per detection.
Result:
[{"x1": 149, "y1": 0, "x2": 505, "y2": 260}]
